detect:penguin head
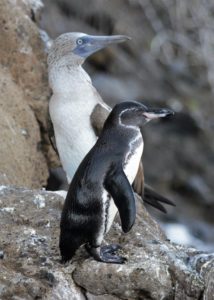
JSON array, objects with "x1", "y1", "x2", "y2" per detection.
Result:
[
  {"x1": 48, "y1": 32, "x2": 130, "y2": 67},
  {"x1": 106, "y1": 101, "x2": 174, "y2": 129}
]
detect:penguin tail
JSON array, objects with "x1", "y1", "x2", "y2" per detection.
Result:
[{"x1": 143, "y1": 185, "x2": 175, "y2": 213}]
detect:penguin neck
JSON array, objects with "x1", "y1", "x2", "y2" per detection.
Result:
[
  {"x1": 104, "y1": 110, "x2": 141, "y2": 135},
  {"x1": 119, "y1": 119, "x2": 140, "y2": 133}
]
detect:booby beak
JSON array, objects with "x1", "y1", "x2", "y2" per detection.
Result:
[
  {"x1": 143, "y1": 108, "x2": 174, "y2": 120},
  {"x1": 73, "y1": 34, "x2": 131, "y2": 58}
]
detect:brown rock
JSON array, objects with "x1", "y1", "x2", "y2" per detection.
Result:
[
  {"x1": 0, "y1": 0, "x2": 49, "y2": 126},
  {"x1": 0, "y1": 0, "x2": 49, "y2": 122},
  {"x1": 0, "y1": 68, "x2": 48, "y2": 188},
  {"x1": 0, "y1": 0, "x2": 60, "y2": 187}
]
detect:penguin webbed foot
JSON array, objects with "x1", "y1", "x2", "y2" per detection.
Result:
[{"x1": 86, "y1": 244, "x2": 126, "y2": 264}]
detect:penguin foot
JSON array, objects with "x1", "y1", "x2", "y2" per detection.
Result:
[
  {"x1": 101, "y1": 244, "x2": 122, "y2": 255},
  {"x1": 86, "y1": 244, "x2": 126, "y2": 264}
]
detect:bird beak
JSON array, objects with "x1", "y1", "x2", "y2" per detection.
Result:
[
  {"x1": 88, "y1": 34, "x2": 131, "y2": 47},
  {"x1": 143, "y1": 108, "x2": 174, "y2": 120},
  {"x1": 73, "y1": 34, "x2": 131, "y2": 58}
]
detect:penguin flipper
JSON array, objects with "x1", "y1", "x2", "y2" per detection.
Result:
[{"x1": 104, "y1": 167, "x2": 136, "y2": 233}]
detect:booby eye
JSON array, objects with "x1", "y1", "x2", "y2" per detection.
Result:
[{"x1": 77, "y1": 39, "x2": 83, "y2": 45}]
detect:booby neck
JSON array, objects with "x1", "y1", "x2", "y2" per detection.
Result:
[
  {"x1": 48, "y1": 62, "x2": 100, "y2": 182},
  {"x1": 48, "y1": 63, "x2": 93, "y2": 97}
]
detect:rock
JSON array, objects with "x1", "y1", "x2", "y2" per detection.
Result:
[
  {"x1": 0, "y1": 68, "x2": 48, "y2": 188},
  {"x1": 0, "y1": 0, "x2": 59, "y2": 187},
  {"x1": 203, "y1": 266, "x2": 214, "y2": 300},
  {"x1": 0, "y1": 0, "x2": 49, "y2": 125},
  {"x1": 86, "y1": 293, "x2": 120, "y2": 300},
  {"x1": 72, "y1": 199, "x2": 204, "y2": 300},
  {"x1": 0, "y1": 185, "x2": 83, "y2": 299},
  {"x1": 0, "y1": 186, "x2": 214, "y2": 299}
]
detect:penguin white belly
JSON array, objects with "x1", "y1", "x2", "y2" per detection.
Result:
[
  {"x1": 105, "y1": 198, "x2": 118, "y2": 234},
  {"x1": 95, "y1": 190, "x2": 118, "y2": 245},
  {"x1": 123, "y1": 137, "x2": 144, "y2": 184}
]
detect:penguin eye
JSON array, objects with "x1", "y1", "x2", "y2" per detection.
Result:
[{"x1": 77, "y1": 39, "x2": 83, "y2": 45}]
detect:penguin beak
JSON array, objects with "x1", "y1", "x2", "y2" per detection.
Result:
[
  {"x1": 143, "y1": 108, "x2": 174, "y2": 120},
  {"x1": 73, "y1": 34, "x2": 131, "y2": 58}
]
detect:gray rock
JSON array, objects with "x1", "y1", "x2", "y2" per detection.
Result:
[
  {"x1": 0, "y1": 186, "x2": 83, "y2": 299},
  {"x1": 0, "y1": 186, "x2": 213, "y2": 299}
]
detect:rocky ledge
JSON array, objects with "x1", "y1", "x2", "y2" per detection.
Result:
[{"x1": 0, "y1": 186, "x2": 213, "y2": 300}]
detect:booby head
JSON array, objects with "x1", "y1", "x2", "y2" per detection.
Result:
[
  {"x1": 48, "y1": 32, "x2": 131, "y2": 67},
  {"x1": 105, "y1": 101, "x2": 174, "y2": 129}
]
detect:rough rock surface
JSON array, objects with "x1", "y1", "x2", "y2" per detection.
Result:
[
  {"x1": 0, "y1": 68, "x2": 47, "y2": 188},
  {"x1": 0, "y1": 0, "x2": 49, "y2": 128},
  {"x1": 0, "y1": 185, "x2": 214, "y2": 299},
  {"x1": 0, "y1": 0, "x2": 58, "y2": 188}
]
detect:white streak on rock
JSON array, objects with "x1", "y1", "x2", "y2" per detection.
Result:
[
  {"x1": 0, "y1": 186, "x2": 7, "y2": 192},
  {"x1": 0, "y1": 207, "x2": 14, "y2": 213},
  {"x1": 51, "y1": 190, "x2": 67, "y2": 200},
  {"x1": 33, "y1": 194, "x2": 46, "y2": 208},
  {"x1": 23, "y1": 228, "x2": 36, "y2": 236}
]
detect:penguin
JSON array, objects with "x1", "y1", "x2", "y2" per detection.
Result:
[{"x1": 59, "y1": 101, "x2": 174, "y2": 264}]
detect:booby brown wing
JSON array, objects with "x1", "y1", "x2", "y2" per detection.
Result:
[
  {"x1": 48, "y1": 117, "x2": 59, "y2": 155},
  {"x1": 143, "y1": 183, "x2": 175, "y2": 213},
  {"x1": 132, "y1": 160, "x2": 145, "y2": 197},
  {"x1": 133, "y1": 161, "x2": 175, "y2": 212},
  {"x1": 90, "y1": 102, "x2": 110, "y2": 136}
]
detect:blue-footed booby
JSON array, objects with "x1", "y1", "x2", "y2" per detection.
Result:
[{"x1": 48, "y1": 32, "x2": 174, "y2": 212}]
